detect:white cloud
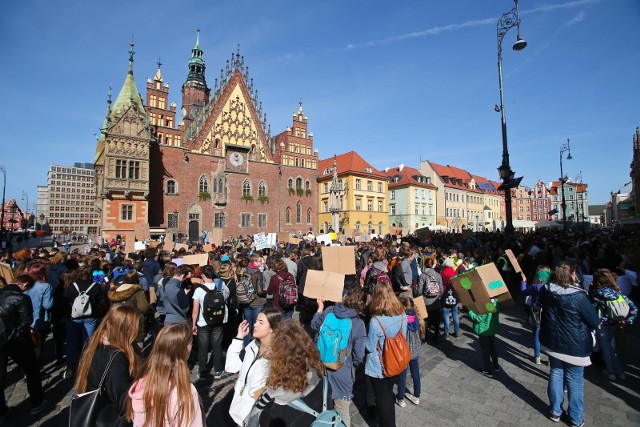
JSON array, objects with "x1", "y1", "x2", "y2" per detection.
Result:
[{"x1": 566, "y1": 11, "x2": 586, "y2": 26}]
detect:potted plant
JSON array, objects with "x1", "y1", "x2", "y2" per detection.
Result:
[
  {"x1": 258, "y1": 195, "x2": 269, "y2": 204},
  {"x1": 288, "y1": 187, "x2": 295, "y2": 196},
  {"x1": 242, "y1": 194, "x2": 254, "y2": 202},
  {"x1": 198, "y1": 191, "x2": 211, "y2": 201},
  {"x1": 296, "y1": 188, "x2": 304, "y2": 197},
  {"x1": 305, "y1": 188, "x2": 312, "y2": 197}
]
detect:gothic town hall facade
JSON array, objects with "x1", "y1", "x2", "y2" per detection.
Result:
[{"x1": 94, "y1": 33, "x2": 318, "y2": 243}]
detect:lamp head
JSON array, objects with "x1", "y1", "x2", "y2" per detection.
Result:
[
  {"x1": 567, "y1": 153, "x2": 572, "y2": 160},
  {"x1": 512, "y1": 36, "x2": 527, "y2": 51}
]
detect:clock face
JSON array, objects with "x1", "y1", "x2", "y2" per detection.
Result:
[{"x1": 229, "y1": 152, "x2": 244, "y2": 167}]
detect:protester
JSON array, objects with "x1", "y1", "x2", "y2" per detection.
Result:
[
  {"x1": 588, "y1": 268, "x2": 637, "y2": 381},
  {"x1": 225, "y1": 308, "x2": 282, "y2": 426},
  {"x1": 440, "y1": 257, "x2": 460, "y2": 340},
  {"x1": 520, "y1": 266, "x2": 551, "y2": 364},
  {"x1": 396, "y1": 296, "x2": 425, "y2": 407},
  {"x1": 468, "y1": 299, "x2": 502, "y2": 377},
  {"x1": 417, "y1": 256, "x2": 443, "y2": 342},
  {"x1": 64, "y1": 265, "x2": 104, "y2": 379},
  {"x1": 107, "y1": 271, "x2": 150, "y2": 347},
  {"x1": 192, "y1": 265, "x2": 230, "y2": 381},
  {"x1": 539, "y1": 263, "x2": 599, "y2": 426},
  {"x1": 236, "y1": 256, "x2": 267, "y2": 345},
  {"x1": 162, "y1": 264, "x2": 193, "y2": 325},
  {"x1": 0, "y1": 274, "x2": 48, "y2": 417},
  {"x1": 127, "y1": 322, "x2": 204, "y2": 427},
  {"x1": 267, "y1": 258, "x2": 297, "y2": 319},
  {"x1": 311, "y1": 288, "x2": 367, "y2": 426},
  {"x1": 365, "y1": 282, "x2": 407, "y2": 427},
  {"x1": 245, "y1": 320, "x2": 329, "y2": 426},
  {"x1": 25, "y1": 263, "x2": 54, "y2": 360},
  {"x1": 75, "y1": 305, "x2": 141, "y2": 425}
]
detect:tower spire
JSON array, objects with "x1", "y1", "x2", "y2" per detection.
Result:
[{"x1": 128, "y1": 39, "x2": 135, "y2": 75}]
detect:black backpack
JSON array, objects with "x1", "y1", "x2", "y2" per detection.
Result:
[{"x1": 202, "y1": 279, "x2": 226, "y2": 326}]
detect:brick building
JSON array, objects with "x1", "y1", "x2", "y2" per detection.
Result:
[{"x1": 95, "y1": 34, "x2": 317, "y2": 242}]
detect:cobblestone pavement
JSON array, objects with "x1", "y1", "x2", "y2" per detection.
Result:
[{"x1": 3, "y1": 299, "x2": 639, "y2": 427}]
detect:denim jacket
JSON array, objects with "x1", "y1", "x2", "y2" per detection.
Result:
[
  {"x1": 24, "y1": 280, "x2": 54, "y2": 331},
  {"x1": 364, "y1": 314, "x2": 407, "y2": 378}
]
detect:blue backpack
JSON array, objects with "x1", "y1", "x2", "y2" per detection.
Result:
[
  {"x1": 317, "y1": 312, "x2": 351, "y2": 371},
  {"x1": 288, "y1": 377, "x2": 347, "y2": 427}
]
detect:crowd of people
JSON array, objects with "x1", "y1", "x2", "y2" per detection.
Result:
[{"x1": 0, "y1": 228, "x2": 637, "y2": 426}]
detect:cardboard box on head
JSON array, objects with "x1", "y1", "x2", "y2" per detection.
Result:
[{"x1": 451, "y1": 263, "x2": 513, "y2": 314}]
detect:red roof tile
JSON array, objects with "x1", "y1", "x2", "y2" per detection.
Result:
[
  {"x1": 318, "y1": 151, "x2": 385, "y2": 179},
  {"x1": 382, "y1": 165, "x2": 438, "y2": 190}
]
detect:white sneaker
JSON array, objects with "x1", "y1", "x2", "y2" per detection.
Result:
[
  {"x1": 405, "y1": 393, "x2": 420, "y2": 406},
  {"x1": 535, "y1": 357, "x2": 541, "y2": 365},
  {"x1": 395, "y1": 398, "x2": 406, "y2": 408}
]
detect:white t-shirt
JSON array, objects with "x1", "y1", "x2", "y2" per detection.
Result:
[{"x1": 193, "y1": 280, "x2": 230, "y2": 327}]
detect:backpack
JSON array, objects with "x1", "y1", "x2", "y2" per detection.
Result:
[
  {"x1": 277, "y1": 273, "x2": 298, "y2": 310},
  {"x1": 364, "y1": 267, "x2": 389, "y2": 295},
  {"x1": 287, "y1": 377, "x2": 347, "y2": 427},
  {"x1": 236, "y1": 273, "x2": 257, "y2": 305},
  {"x1": 317, "y1": 312, "x2": 352, "y2": 370},
  {"x1": 373, "y1": 315, "x2": 411, "y2": 377},
  {"x1": 422, "y1": 272, "x2": 440, "y2": 298},
  {"x1": 391, "y1": 263, "x2": 407, "y2": 294},
  {"x1": 71, "y1": 282, "x2": 97, "y2": 319},
  {"x1": 606, "y1": 294, "x2": 630, "y2": 321},
  {"x1": 202, "y1": 279, "x2": 226, "y2": 326}
]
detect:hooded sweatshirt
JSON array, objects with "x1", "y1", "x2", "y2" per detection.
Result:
[
  {"x1": 310, "y1": 304, "x2": 366, "y2": 399},
  {"x1": 128, "y1": 377, "x2": 204, "y2": 427},
  {"x1": 107, "y1": 284, "x2": 150, "y2": 341}
]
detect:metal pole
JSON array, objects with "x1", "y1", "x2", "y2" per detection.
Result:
[
  {"x1": 0, "y1": 166, "x2": 5, "y2": 246},
  {"x1": 560, "y1": 138, "x2": 571, "y2": 232},
  {"x1": 496, "y1": 0, "x2": 525, "y2": 236}
]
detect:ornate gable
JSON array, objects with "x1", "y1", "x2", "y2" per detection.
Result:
[{"x1": 108, "y1": 106, "x2": 152, "y2": 140}]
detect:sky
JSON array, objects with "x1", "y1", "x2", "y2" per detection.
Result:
[{"x1": 1, "y1": 0, "x2": 639, "y2": 215}]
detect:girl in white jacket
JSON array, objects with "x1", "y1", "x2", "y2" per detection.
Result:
[{"x1": 225, "y1": 308, "x2": 282, "y2": 426}]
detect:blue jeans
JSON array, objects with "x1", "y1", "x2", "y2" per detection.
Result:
[
  {"x1": 599, "y1": 325, "x2": 623, "y2": 376},
  {"x1": 442, "y1": 305, "x2": 460, "y2": 335},
  {"x1": 282, "y1": 310, "x2": 294, "y2": 319},
  {"x1": 533, "y1": 326, "x2": 541, "y2": 358},
  {"x1": 66, "y1": 317, "x2": 98, "y2": 368},
  {"x1": 243, "y1": 305, "x2": 263, "y2": 347},
  {"x1": 548, "y1": 356, "x2": 584, "y2": 425},
  {"x1": 396, "y1": 357, "x2": 421, "y2": 399}
]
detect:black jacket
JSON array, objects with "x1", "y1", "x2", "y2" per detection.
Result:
[
  {"x1": 63, "y1": 278, "x2": 103, "y2": 318},
  {"x1": 87, "y1": 345, "x2": 134, "y2": 414},
  {"x1": 539, "y1": 283, "x2": 599, "y2": 357},
  {"x1": 0, "y1": 284, "x2": 34, "y2": 343}
]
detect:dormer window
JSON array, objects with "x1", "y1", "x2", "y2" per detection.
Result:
[
  {"x1": 365, "y1": 167, "x2": 373, "y2": 173},
  {"x1": 324, "y1": 168, "x2": 332, "y2": 175}
]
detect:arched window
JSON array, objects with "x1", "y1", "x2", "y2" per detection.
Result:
[
  {"x1": 296, "y1": 177, "x2": 303, "y2": 190},
  {"x1": 213, "y1": 177, "x2": 218, "y2": 194},
  {"x1": 305, "y1": 180, "x2": 310, "y2": 191},
  {"x1": 378, "y1": 222, "x2": 383, "y2": 235},
  {"x1": 288, "y1": 178, "x2": 293, "y2": 189},
  {"x1": 296, "y1": 202, "x2": 302, "y2": 223},
  {"x1": 307, "y1": 208, "x2": 312, "y2": 224},
  {"x1": 285, "y1": 208, "x2": 291, "y2": 224},
  {"x1": 242, "y1": 179, "x2": 251, "y2": 196},
  {"x1": 368, "y1": 221, "x2": 373, "y2": 233},
  {"x1": 199, "y1": 175, "x2": 209, "y2": 193},
  {"x1": 258, "y1": 181, "x2": 267, "y2": 197},
  {"x1": 166, "y1": 180, "x2": 176, "y2": 194}
]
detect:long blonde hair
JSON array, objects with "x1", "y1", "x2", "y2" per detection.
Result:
[
  {"x1": 75, "y1": 305, "x2": 141, "y2": 393},
  {"x1": 369, "y1": 282, "x2": 404, "y2": 316},
  {"x1": 127, "y1": 323, "x2": 195, "y2": 427}
]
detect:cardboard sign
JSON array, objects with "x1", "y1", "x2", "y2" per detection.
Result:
[
  {"x1": 303, "y1": 269, "x2": 345, "y2": 303},
  {"x1": 390, "y1": 227, "x2": 403, "y2": 236},
  {"x1": 451, "y1": 263, "x2": 513, "y2": 314},
  {"x1": 414, "y1": 296, "x2": 429, "y2": 320},
  {"x1": 505, "y1": 249, "x2": 522, "y2": 273},
  {"x1": 210, "y1": 229, "x2": 223, "y2": 246},
  {"x1": 164, "y1": 232, "x2": 174, "y2": 246},
  {"x1": 322, "y1": 246, "x2": 357, "y2": 275},
  {"x1": 203, "y1": 244, "x2": 213, "y2": 252},
  {"x1": 174, "y1": 243, "x2": 189, "y2": 252},
  {"x1": 267, "y1": 233, "x2": 277, "y2": 248},
  {"x1": 149, "y1": 241, "x2": 161, "y2": 248},
  {"x1": 277, "y1": 232, "x2": 290, "y2": 243},
  {"x1": 254, "y1": 232, "x2": 269, "y2": 250},
  {"x1": 123, "y1": 231, "x2": 136, "y2": 257},
  {"x1": 134, "y1": 241, "x2": 146, "y2": 251},
  {"x1": 182, "y1": 253, "x2": 209, "y2": 266},
  {"x1": 0, "y1": 262, "x2": 13, "y2": 284},
  {"x1": 134, "y1": 223, "x2": 151, "y2": 241},
  {"x1": 316, "y1": 233, "x2": 332, "y2": 246}
]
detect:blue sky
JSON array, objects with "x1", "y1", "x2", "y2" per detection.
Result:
[{"x1": 1, "y1": 0, "x2": 639, "y2": 215}]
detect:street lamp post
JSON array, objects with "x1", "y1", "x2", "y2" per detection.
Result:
[
  {"x1": 0, "y1": 166, "x2": 6, "y2": 246},
  {"x1": 496, "y1": 0, "x2": 526, "y2": 235},
  {"x1": 21, "y1": 190, "x2": 29, "y2": 230},
  {"x1": 559, "y1": 138, "x2": 572, "y2": 231}
]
